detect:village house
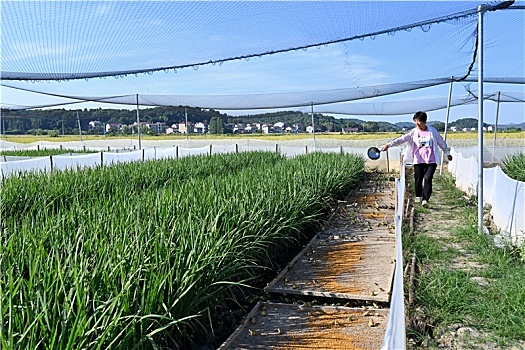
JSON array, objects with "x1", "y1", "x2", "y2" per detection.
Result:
[
  {"x1": 178, "y1": 122, "x2": 193, "y2": 134},
  {"x1": 262, "y1": 123, "x2": 274, "y2": 134},
  {"x1": 273, "y1": 122, "x2": 285, "y2": 133},
  {"x1": 105, "y1": 123, "x2": 123, "y2": 133},
  {"x1": 244, "y1": 123, "x2": 257, "y2": 133},
  {"x1": 88, "y1": 120, "x2": 103, "y2": 130},
  {"x1": 165, "y1": 123, "x2": 180, "y2": 134},
  {"x1": 146, "y1": 122, "x2": 167, "y2": 134},
  {"x1": 193, "y1": 122, "x2": 208, "y2": 134},
  {"x1": 233, "y1": 123, "x2": 245, "y2": 134},
  {"x1": 223, "y1": 123, "x2": 234, "y2": 133}
]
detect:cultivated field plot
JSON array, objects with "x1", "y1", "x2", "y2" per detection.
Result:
[
  {"x1": 218, "y1": 302, "x2": 389, "y2": 350},
  {"x1": 265, "y1": 175, "x2": 397, "y2": 302}
]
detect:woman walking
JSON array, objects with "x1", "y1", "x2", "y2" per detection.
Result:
[{"x1": 382, "y1": 111, "x2": 452, "y2": 207}]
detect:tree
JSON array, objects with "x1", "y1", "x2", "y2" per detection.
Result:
[
  {"x1": 209, "y1": 117, "x2": 225, "y2": 134},
  {"x1": 432, "y1": 122, "x2": 445, "y2": 132},
  {"x1": 363, "y1": 121, "x2": 379, "y2": 132}
]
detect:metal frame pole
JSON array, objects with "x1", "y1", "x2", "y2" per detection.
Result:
[
  {"x1": 440, "y1": 77, "x2": 454, "y2": 175},
  {"x1": 185, "y1": 107, "x2": 189, "y2": 147},
  {"x1": 477, "y1": 5, "x2": 484, "y2": 235},
  {"x1": 77, "y1": 111, "x2": 83, "y2": 143},
  {"x1": 492, "y1": 91, "x2": 501, "y2": 164},
  {"x1": 311, "y1": 102, "x2": 317, "y2": 150},
  {"x1": 136, "y1": 94, "x2": 142, "y2": 150}
]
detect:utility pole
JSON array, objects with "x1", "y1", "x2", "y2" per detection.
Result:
[
  {"x1": 77, "y1": 111, "x2": 83, "y2": 142},
  {"x1": 185, "y1": 107, "x2": 189, "y2": 147}
]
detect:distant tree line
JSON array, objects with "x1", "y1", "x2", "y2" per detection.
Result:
[
  {"x1": 0, "y1": 106, "x2": 406, "y2": 135},
  {"x1": 4, "y1": 106, "x2": 515, "y2": 136}
]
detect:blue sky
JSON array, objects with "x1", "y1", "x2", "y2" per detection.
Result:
[{"x1": 1, "y1": 1, "x2": 523, "y2": 125}]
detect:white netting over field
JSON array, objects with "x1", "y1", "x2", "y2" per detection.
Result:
[
  {"x1": 0, "y1": 2, "x2": 507, "y2": 81},
  {"x1": 1, "y1": 2, "x2": 523, "y2": 115}
]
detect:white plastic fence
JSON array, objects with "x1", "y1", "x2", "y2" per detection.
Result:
[
  {"x1": 1, "y1": 144, "x2": 389, "y2": 178},
  {"x1": 448, "y1": 148, "x2": 524, "y2": 246},
  {"x1": 381, "y1": 163, "x2": 407, "y2": 350}
]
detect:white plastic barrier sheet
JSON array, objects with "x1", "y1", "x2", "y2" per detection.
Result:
[
  {"x1": 237, "y1": 145, "x2": 277, "y2": 153},
  {"x1": 52, "y1": 153, "x2": 102, "y2": 171},
  {"x1": 279, "y1": 145, "x2": 308, "y2": 158},
  {"x1": 143, "y1": 147, "x2": 179, "y2": 161},
  {"x1": 381, "y1": 163, "x2": 406, "y2": 350},
  {"x1": 211, "y1": 144, "x2": 237, "y2": 154},
  {"x1": 178, "y1": 146, "x2": 210, "y2": 158},
  {"x1": 449, "y1": 148, "x2": 524, "y2": 244},
  {"x1": 1, "y1": 156, "x2": 51, "y2": 177},
  {"x1": 103, "y1": 150, "x2": 142, "y2": 165},
  {"x1": 155, "y1": 147, "x2": 178, "y2": 160},
  {"x1": 449, "y1": 149, "x2": 477, "y2": 195}
]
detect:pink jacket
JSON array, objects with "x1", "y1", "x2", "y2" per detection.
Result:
[{"x1": 388, "y1": 126, "x2": 450, "y2": 165}]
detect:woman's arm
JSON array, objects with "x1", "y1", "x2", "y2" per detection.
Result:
[
  {"x1": 382, "y1": 129, "x2": 414, "y2": 151},
  {"x1": 432, "y1": 127, "x2": 453, "y2": 160}
]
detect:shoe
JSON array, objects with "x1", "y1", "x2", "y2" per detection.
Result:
[
  {"x1": 415, "y1": 197, "x2": 422, "y2": 203},
  {"x1": 422, "y1": 200, "x2": 428, "y2": 208}
]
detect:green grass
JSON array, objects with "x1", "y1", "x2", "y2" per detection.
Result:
[{"x1": 404, "y1": 172, "x2": 525, "y2": 347}]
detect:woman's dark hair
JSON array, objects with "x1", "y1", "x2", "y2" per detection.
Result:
[{"x1": 413, "y1": 111, "x2": 427, "y2": 123}]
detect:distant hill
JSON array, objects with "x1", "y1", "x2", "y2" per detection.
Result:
[
  {"x1": 403, "y1": 119, "x2": 524, "y2": 130},
  {"x1": 395, "y1": 122, "x2": 414, "y2": 129},
  {"x1": 498, "y1": 122, "x2": 525, "y2": 129}
]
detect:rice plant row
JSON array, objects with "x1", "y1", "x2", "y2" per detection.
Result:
[
  {"x1": 0, "y1": 148, "x2": 98, "y2": 157},
  {"x1": 0, "y1": 151, "x2": 365, "y2": 349}
]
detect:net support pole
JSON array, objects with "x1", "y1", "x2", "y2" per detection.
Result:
[
  {"x1": 492, "y1": 91, "x2": 501, "y2": 164},
  {"x1": 136, "y1": 94, "x2": 142, "y2": 150},
  {"x1": 185, "y1": 107, "x2": 189, "y2": 147},
  {"x1": 77, "y1": 111, "x2": 83, "y2": 144},
  {"x1": 477, "y1": 5, "x2": 485, "y2": 236},
  {"x1": 311, "y1": 102, "x2": 317, "y2": 150},
  {"x1": 440, "y1": 77, "x2": 453, "y2": 176}
]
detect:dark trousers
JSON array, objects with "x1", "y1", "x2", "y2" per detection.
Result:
[{"x1": 413, "y1": 163, "x2": 437, "y2": 201}]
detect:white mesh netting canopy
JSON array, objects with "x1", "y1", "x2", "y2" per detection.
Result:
[{"x1": 1, "y1": 1, "x2": 523, "y2": 114}]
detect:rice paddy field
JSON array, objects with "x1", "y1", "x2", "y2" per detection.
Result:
[
  {"x1": 1, "y1": 130, "x2": 524, "y2": 144},
  {"x1": 0, "y1": 151, "x2": 365, "y2": 349}
]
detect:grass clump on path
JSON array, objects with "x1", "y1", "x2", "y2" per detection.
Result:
[{"x1": 404, "y1": 171, "x2": 525, "y2": 349}]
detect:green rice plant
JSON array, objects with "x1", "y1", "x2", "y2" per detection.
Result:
[
  {"x1": 0, "y1": 152, "x2": 284, "y2": 219},
  {"x1": 0, "y1": 148, "x2": 97, "y2": 157},
  {"x1": 502, "y1": 152, "x2": 525, "y2": 182},
  {"x1": 1, "y1": 151, "x2": 365, "y2": 349}
]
